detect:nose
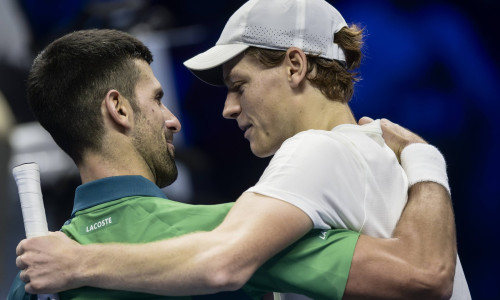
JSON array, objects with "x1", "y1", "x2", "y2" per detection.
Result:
[
  {"x1": 222, "y1": 93, "x2": 241, "y2": 119},
  {"x1": 163, "y1": 105, "x2": 181, "y2": 133},
  {"x1": 165, "y1": 117, "x2": 181, "y2": 133}
]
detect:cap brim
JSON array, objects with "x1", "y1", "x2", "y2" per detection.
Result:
[{"x1": 183, "y1": 44, "x2": 249, "y2": 86}]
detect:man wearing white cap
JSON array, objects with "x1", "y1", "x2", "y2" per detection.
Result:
[
  {"x1": 184, "y1": 0, "x2": 469, "y2": 298},
  {"x1": 15, "y1": 0, "x2": 464, "y2": 299}
]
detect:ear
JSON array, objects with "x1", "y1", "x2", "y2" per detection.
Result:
[
  {"x1": 285, "y1": 47, "x2": 308, "y2": 88},
  {"x1": 104, "y1": 90, "x2": 133, "y2": 130}
]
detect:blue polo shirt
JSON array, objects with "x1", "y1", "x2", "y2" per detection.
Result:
[{"x1": 8, "y1": 176, "x2": 358, "y2": 300}]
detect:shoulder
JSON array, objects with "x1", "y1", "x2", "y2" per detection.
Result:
[{"x1": 278, "y1": 129, "x2": 350, "y2": 157}]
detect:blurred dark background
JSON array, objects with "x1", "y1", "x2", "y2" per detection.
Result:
[{"x1": 1, "y1": 0, "x2": 498, "y2": 298}]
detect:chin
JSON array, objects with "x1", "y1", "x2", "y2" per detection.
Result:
[
  {"x1": 251, "y1": 146, "x2": 274, "y2": 158},
  {"x1": 158, "y1": 170, "x2": 178, "y2": 188}
]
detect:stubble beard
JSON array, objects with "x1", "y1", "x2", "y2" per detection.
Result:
[
  {"x1": 133, "y1": 126, "x2": 178, "y2": 188},
  {"x1": 157, "y1": 148, "x2": 178, "y2": 188}
]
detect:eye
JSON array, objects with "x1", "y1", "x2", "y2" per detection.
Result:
[
  {"x1": 237, "y1": 85, "x2": 245, "y2": 94},
  {"x1": 231, "y1": 83, "x2": 245, "y2": 94},
  {"x1": 155, "y1": 90, "x2": 164, "y2": 104}
]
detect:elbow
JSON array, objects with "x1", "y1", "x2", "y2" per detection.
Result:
[
  {"x1": 199, "y1": 249, "x2": 257, "y2": 293},
  {"x1": 204, "y1": 265, "x2": 252, "y2": 292},
  {"x1": 194, "y1": 234, "x2": 263, "y2": 293},
  {"x1": 410, "y1": 265, "x2": 454, "y2": 300},
  {"x1": 428, "y1": 269, "x2": 454, "y2": 300}
]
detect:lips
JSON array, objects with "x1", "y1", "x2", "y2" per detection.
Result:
[
  {"x1": 239, "y1": 123, "x2": 251, "y2": 132},
  {"x1": 165, "y1": 132, "x2": 175, "y2": 155},
  {"x1": 239, "y1": 123, "x2": 252, "y2": 139},
  {"x1": 165, "y1": 134, "x2": 174, "y2": 144},
  {"x1": 244, "y1": 126, "x2": 254, "y2": 140}
]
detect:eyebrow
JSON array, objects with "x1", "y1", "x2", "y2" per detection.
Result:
[
  {"x1": 223, "y1": 68, "x2": 241, "y2": 87},
  {"x1": 224, "y1": 72, "x2": 243, "y2": 89},
  {"x1": 223, "y1": 73, "x2": 233, "y2": 87}
]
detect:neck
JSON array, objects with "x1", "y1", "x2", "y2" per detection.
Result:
[
  {"x1": 296, "y1": 92, "x2": 356, "y2": 132},
  {"x1": 78, "y1": 145, "x2": 155, "y2": 185}
]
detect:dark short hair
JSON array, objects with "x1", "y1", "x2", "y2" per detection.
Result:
[
  {"x1": 245, "y1": 24, "x2": 364, "y2": 103},
  {"x1": 27, "y1": 29, "x2": 153, "y2": 164}
]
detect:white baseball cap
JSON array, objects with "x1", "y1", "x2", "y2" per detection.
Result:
[{"x1": 183, "y1": 0, "x2": 348, "y2": 86}]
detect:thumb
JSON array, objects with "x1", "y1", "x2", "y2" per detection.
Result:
[{"x1": 358, "y1": 116, "x2": 374, "y2": 125}]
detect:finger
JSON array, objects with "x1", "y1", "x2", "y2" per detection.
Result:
[
  {"x1": 380, "y1": 118, "x2": 404, "y2": 140},
  {"x1": 25, "y1": 283, "x2": 40, "y2": 295},
  {"x1": 16, "y1": 239, "x2": 26, "y2": 256},
  {"x1": 380, "y1": 118, "x2": 426, "y2": 144},
  {"x1": 380, "y1": 118, "x2": 397, "y2": 130},
  {"x1": 19, "y1": 270, "x2": 30, "y2": 283},
  {"x1": 16, "y1": 254, "x2": 28, "y2": 269},
  {"x1": 358, "y1": 116, "x2": 374, "y2": 125}
]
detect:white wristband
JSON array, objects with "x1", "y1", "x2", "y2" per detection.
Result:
[{"x1": 400, "y1": 143, "x2": 450, "y2": 195}]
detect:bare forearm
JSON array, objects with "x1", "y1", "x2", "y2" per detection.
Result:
[
  {"x1": 345, "y1": 182, "x2": 456, "y2": 299},
  {"x1": 76, "y1": 232, "x2": 253, "y2": 295}
]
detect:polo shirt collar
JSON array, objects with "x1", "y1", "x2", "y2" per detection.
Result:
[{"x1": 72, "y1": 175, "x2": 167, "y2": 217}]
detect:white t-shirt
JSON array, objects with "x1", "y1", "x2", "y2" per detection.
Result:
[
  {"x1": 247, "y1": 120, "x2": 471, "y2": 299},
  {"x1": 247, "y1": 120, "x2": 408, "y2": 237}
]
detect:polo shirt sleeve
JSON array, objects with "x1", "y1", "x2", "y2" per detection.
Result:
[
  {"x1": 243, "y1": 229, "x2": 359, "y2": 300},
  {"x1": 246, "y1": 130, "x2": 366, "y2": 230},
  {"x1": 7, "y1": 272, "x2": 36, "y2": 300}
]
